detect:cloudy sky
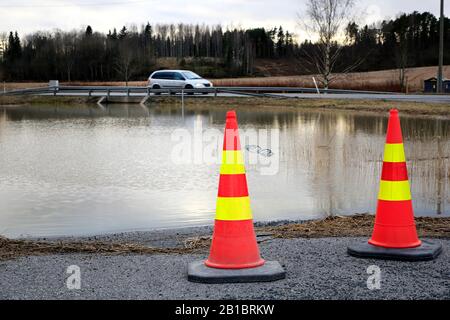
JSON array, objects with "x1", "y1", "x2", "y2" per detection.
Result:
[{"x1": 1, "y1": 0, "x2": 449, "y2": 39}]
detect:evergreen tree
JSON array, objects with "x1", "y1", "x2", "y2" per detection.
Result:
[
  {"x1": 276, "y1": 26, "x2": 285, "y2": 57},
  {"x1": 119, "y1": 26, "x2": 128, "y2": 39},
  {"x1": 85, "y1": 26, "x2": 93, "y2": 36}
]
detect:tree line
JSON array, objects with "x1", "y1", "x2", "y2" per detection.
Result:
[
  {"x1": 342, "y1": 11, "x2": 449, "y2": 71},
  {"x1": 0, "y1": 11, "x2": 448, "y2": 83},
  {"x1": 0, "y1": 23, "x2": 294, "y2": 82},
  {"x1": 297, "y1": 10, "x2": 449, "y2": 89}
]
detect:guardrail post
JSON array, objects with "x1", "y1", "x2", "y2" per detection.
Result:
[
  {"x1": 53, "y1": 87, "x2": 57, "y2": 96},
  {"x1": 214, "y1": 88, "x2": 217, "y2": 98},
  {"x1": 181, "y1": 90, "x2": 185, "y2": 119},
  {"x1": 127, "y1": 88, "x2": 130, "y2": 97}
]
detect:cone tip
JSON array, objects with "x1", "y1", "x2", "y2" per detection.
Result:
[
  {"x1": 226, "y1": 110, "x2": 237, "y2": 119},
  {"x1": 390, "y1": 109, "x2": 399, "y2": 116}
]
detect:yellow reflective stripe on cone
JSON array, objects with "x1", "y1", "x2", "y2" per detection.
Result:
[
  {"x1": 378, "y1": 180, "x2": 411, "y2": 201},
  {"x1": 216, "y1": 197, "x2": 252, "y2": 220},
  {"x1": 220, "y1": 150, "x2": 245, "y2": 174},
  {"x1": 383, "y1": 143, "x2": 406, "y2": 163},
  {"x1": 220, "y1": 164, "x2": 246, "y2": 175},
  {"x1": 222, "y1": 150, "x2": 244, "y2": 165}
]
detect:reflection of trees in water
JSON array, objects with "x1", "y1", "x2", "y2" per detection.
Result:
[
  {"x1": 302, "y1": 112, "x2": 449, "y2": 216},
  {"x1": 2, "y1": 105, "x2": 448, "y2": 216},
  {"x1": 407, "y1": 118, "x2": 449, "y2": 215},
  {"x1": 433, "y1": 120, "x2": 446, "y2": 215}
]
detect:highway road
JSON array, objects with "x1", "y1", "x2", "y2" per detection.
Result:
[{"x1": 44, "y1": 91, "x2": 450, "y2": 104}]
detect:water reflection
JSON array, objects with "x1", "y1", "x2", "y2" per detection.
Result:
[{"x1": 0, "y1": 104, "x2": 448, "y2": 238}]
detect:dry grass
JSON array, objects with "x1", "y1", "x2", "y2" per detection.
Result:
[
  {"x1": 153, "y1": 96, "x2": 450, "y2": 116},
  {"x1": 212, "y1": 65, "x2": 450, "y2": 92},
  {"x1": 265, "y1": 214, "x2": 450, "y2": 239},
  {"x1": 2, "y1": 65, "x2": 449, "y2": 92},
  {"x1": 2, "y1": 94, "x2": 449, "y2": 116},
  {"x1": 2, "y1": 82, "x2": 49, "y2": 91},
  {"x1": 0, "y1": 236, "x2": 200, "y2": 261},
  {"x1": 0, "y1": 95, "x2": 94, "y2": 106},
  {"x1": 1, "y1": 215, "x2": 449, "y2": 261}
]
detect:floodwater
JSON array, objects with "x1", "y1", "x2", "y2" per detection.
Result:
[{"x1": 0, "y1": 104, "x2": 448, "y2": 238}]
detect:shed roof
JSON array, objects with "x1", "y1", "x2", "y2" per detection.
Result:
[{"x1": 424, "y1": 77, "x2": 450, "y2": 82}]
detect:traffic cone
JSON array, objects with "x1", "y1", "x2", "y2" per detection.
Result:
[
  {"x1": 188, "y1": 110, "x2": 286, "y2": 283},
  {"x1": 348, "y1": 109, "x2": 442, "y2": 261}
]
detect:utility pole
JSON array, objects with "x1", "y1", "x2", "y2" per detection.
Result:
[{"x1": 437, "y1": 0, "x2": 444, "y2": 93}]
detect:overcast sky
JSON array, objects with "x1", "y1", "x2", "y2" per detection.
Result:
[{"x1": 1, "y1": 0, "x2": 449, "y2": 39}]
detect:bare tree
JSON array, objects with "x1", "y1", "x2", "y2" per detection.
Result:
[
  {"x1": 0, "y1": 32, "x2": 7, "y2": 61},
  {"x1": 298, "y1": 0, "x2": 361, "y2": 89},
  {"x1": 396, "y1": 36, "x2": 408, "y2": 92},
  {"x1": 393, "y1": 22, "x2": 409, "y2": 93},
  {"x1": 61, "y1": 31, "x2": 77, "y2": 82},
  {"x1": 0, "y1": 32, "x2": 6, "y2": 81},
  {"x1": 114, "y1": 41, "x2": 137, "y2": 86}
]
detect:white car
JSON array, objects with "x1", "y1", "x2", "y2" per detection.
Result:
[{"x1": 147, "y1": 70, "x2": 213, "y2": 94}]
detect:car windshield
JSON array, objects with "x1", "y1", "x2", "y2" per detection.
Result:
[{"x1": 182, "y1": 71, "x2": 202, "y2": 80}]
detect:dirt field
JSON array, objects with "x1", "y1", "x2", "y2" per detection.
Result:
[{"x1": 2, "y1": 65, "x2": 449, "y2": 93}]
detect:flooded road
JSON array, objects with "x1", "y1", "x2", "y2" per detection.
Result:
[{"x1": 0, "y1": 104, "x2": 448, "y2": 238}]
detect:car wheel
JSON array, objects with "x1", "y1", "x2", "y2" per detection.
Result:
[
  {"x1": 185, "y1": 85, "x2": 194, "y2": 95},
  {"x1": 152, "y1": 84, "x2": 161, "y2": 95}
]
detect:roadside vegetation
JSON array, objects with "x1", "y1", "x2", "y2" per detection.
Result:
[
  {"x1": 1, "y1": 94, "x2": 449, "y2": 116},
  {"x1": 1, "y1": 214, "x2": 449, "y2": 261},
  {"x1": 167, "y1": 97, "x2": 450, "y2": 116},
  {"x1": 0, "y1": 95, "x2": 94, "y2": 106},
  {"x1": 3, "y1": 64, "x2": 449, "y2": 93}
]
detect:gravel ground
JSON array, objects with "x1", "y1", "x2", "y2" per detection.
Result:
[{"x1": 0, "y1": 229, "x2": 448, "y2": 300}]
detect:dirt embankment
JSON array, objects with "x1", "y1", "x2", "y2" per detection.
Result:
[{"x1": 1, "y1": 215, "x2": 449, "y2": 261}]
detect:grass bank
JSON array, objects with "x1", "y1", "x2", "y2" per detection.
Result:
[
  {"x1": 2, "y1": 95, "x2": 449, "y2": 116},
  {"x1": 1, "y1": 215, "x2": 449, "y2": 261},
  {"x1": 153, "y1": 96, "x2": 450, "y2": 116},
  {"x1": 0, "y1": 95, "x2": 94, "y2": 106}
]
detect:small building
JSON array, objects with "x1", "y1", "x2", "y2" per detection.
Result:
[{"x1": 424, "y1": 77, "x2": 450, "y2": 93}]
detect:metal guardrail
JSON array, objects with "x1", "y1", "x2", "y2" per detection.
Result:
[{"x1": 1, "y1": 85, "x2": 403, "y2": 97}]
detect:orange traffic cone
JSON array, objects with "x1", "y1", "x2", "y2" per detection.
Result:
[
  {"x1": 348, "y1": 109, "x2": 442, "y2": 261},
  {"x1": 188, "y1": 110, "x2": 286, "y2": 283}
]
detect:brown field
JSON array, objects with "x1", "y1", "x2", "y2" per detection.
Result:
[
  {"x1": 2, "y1": 65, "x2": 449, "y2": 93},
  {"x1": 212, "y1": 65, "x2": 450, "y2": 92}
]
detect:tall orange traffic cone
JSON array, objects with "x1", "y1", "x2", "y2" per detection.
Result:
[
  {"x1": 348, "y1": 109, "x2": 442, "y2": 261},
  {"x1": 188, "y1": 110, "x2": 286, "y2": 283}
]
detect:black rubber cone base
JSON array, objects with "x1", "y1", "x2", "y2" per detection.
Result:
[
  {"x1": 187, "y1": 260, "x2": 286, "y2": 284},
  {"x1": 347, "y1": 240, "x2": 442, "y2": 261}
]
